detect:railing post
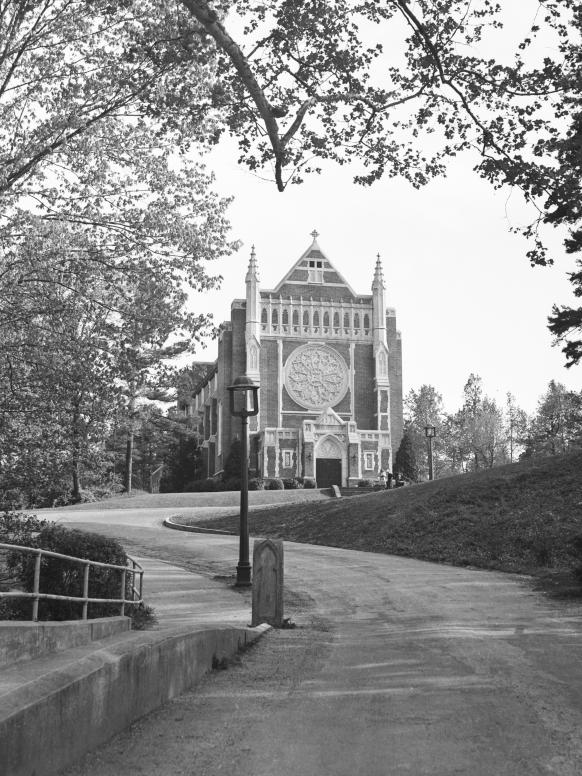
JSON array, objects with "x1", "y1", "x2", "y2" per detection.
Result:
[
  {"x1": 82, "y1": 563, "x2": 90, "y2": 619},
  {"x1": 120, "y1": 568, "x2": 126, "y2": 616},
  {"x1": 132, "y1": 559, "x2": 137, "y2": 602},
  {"x1": 32, "y1": 551, "x2": 41, "y2": 621}
]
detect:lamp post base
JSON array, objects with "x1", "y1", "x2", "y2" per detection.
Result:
[{"x1": 236, "y1": 562, "x2": 252, "y2": 587}]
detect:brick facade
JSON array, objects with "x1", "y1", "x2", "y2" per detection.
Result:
[{"x1": 185, "y1": 236, "x2": 404, "y2": 487}]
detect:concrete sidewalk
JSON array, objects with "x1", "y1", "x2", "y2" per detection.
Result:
[
  {"x1": 0, "y1": 557, "x2": 266, "y2": 776},
  {"x1": 135, "y1": 556, "x2": 251, "y2": 630}
]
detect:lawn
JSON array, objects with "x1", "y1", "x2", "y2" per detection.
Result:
[{"x1": 189, "y1": 451, "x2": 582, "y2": 593}]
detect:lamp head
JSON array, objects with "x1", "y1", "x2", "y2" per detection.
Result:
[{"x1": 227, "y1": 374, "x2": 260, "y2": 418}]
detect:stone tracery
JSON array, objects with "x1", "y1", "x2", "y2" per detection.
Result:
[{"x1": 285, "y1": 344, "x2": 349, "y2": 410}]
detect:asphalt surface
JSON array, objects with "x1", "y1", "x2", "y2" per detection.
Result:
[{"x1": 52, "y1": 505, "x2": 582, "y2": 776}]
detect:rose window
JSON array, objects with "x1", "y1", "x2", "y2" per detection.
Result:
[{"x1": 284, "y1": 344, "x2": 348, "y2": 410}]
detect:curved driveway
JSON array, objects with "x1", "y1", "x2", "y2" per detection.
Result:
[{"x1": 53, "y1": 506, "x2": 582, "y2": 775}]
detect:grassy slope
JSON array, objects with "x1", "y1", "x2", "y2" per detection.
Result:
[{"x1": 195, "y1": 452, "x2": 582, "y2": 585}]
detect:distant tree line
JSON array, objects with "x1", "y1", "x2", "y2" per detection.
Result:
[{"x1": 395, "y1": 376, "x2": 582, "y2": 482}]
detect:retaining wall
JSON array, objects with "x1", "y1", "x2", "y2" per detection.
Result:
[
  {"x1": 0, "y1": 617, "x2": 130, "y2": 666},
  {"x1": 0, "y1": 623, "x2": 268, "y2": 776}
]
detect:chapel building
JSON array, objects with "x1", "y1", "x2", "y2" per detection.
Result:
[{"x1": 184, "y1": 233, "x2": 403, "y2": 488}]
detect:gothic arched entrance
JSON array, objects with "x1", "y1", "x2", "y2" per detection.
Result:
[{"x1": 315, "y1": 435, "x2": 344, "y2": 488}]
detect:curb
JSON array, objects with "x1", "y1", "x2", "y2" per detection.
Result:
[{"x1": 164, "y1": 516, "x2": 237, "y2": 535}]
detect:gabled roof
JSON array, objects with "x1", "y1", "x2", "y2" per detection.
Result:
[{"x1": 268, "y1": 231, "x2": 358, "y2": 299}]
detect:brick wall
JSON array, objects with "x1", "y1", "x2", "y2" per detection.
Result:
[
  {"x1": 218, "y1": 330, "x2": 233, "y2": 470},
  {"x1": 353, "y1": 344, "x2": 375, "y2": 429},
  {"x1": 259, "y1": 339, "x2": 279, "y2": 428}
]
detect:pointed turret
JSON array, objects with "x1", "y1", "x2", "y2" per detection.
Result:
[
  {"x1": 245, "y1": 244, "x2": 259, "y2": 284},
  {"x1": 372, "y1": 253, "x2": 387, "y2": 347},
  {"x1": 245, "y1": 245, "x2": 260, "y2": 337},
  {"x1": 245, "y1": 245, "x2": 261, "y2": 382}
]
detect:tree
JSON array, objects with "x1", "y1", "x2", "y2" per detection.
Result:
[
  {"x1": 223, "y1": 438, "x2": 243, "y2": 482},
  {"x1": 159, "y1": 414, "x2": 202, "y2": 492},
  {"x1": 403, "y1": 385, "x2": 445, "y2": 479},
  {"x1": 0, "y1": 2, "x2": 237, "y2": 502},
  {"x1": 394, "y1": 425, "x2": 418, "y2": 482},
  {"x1": 181, "y1": 1, "x2": 564, "y2": 190},
  {"x1": 0, "y1": 215, "x2": 228, "y2": 503},
  {"x1": 505, "y1": 393, "x2": 529, "y2": 463},
  {"x1": 523, "y1": 381, "x2": 582, "y2": 457},
  {"x1": 0, "y1": 0, "x2": 236, "y2": 387},
  {"x1": 4, "y1": 2, "x2": 582, "y2": 363},
  {"x1": 0, "y1": 1, "x2": 220, "y2": 201},
  {"x1": 456, "y1": 374, "x2": 506, "y2": 471},
  {"x1": 179, "y1": 1, "x2": 582, "y2": 363}
]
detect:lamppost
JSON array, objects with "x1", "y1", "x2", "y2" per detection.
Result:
[
  {"x1": 424, "y1": 425, "x2": 436, "y2": 481},
  {"x1": 227, "y1": 374, "x2": 260, "y2": 586}
]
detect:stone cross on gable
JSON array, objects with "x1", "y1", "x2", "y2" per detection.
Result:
[{"x1": 311, "y1": 229, "x2": 319, "y2": 240}]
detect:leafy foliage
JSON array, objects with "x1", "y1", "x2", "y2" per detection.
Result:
[
  {"x1": 394, "y1": 427, "x2": 419, "y2": 482},
  {"x1": 1, "y1": 520, "x2": 154, "y2": 624},
  {"x1": 180, "y1": 0, "x2": 582, "y2": 361},
  {"x1": 0, "y1": 2, "x2": 237, "y2": 504},
  {"x1": 399, "y1": 376, "x2": 582, "y2": 479},
  {"x1": 523, "y1": 381, "x2": 582, "y2": 457},
  {"x1": 223, "y1": 438, "x2": 242, "y2": 481}
]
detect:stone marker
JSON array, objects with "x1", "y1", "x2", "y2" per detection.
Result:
[
  {"x1": 252, "y1": 539, "x2": 284, "y2": 628},
  {"x1": 331, "y1": 484, "x2": 341, "y2": 498}
]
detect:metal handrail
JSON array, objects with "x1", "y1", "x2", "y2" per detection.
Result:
[{"x1": 0, "y1": 542, "x2": 144, "y2": 621}]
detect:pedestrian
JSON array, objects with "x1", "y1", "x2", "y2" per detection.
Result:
[
  {"x1": 379, "y1": 469, "x2": 387, "y2": 488},
  {"x1": 386, "y1": 471, "x2": 393, "y2": 489}
]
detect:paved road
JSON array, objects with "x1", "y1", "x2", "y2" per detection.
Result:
[{"x1": 53, "y1": 507, "x2": 582, "y2": 775}]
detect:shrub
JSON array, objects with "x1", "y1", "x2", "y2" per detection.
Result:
[
  {"x1": 125, "y1": 602, "x2": 157, "y2": 630},
  {"x1": 301, "y1": 477, "x2": 317, "y2": 489},
  {"x1": 248, "y1": 478, "x2": 264, "y2": 491},
  {"x1": 267, "y1": 478, "x2": 285, "y2": 490},
  {"x1": 358, "y1": 479, "x2": 374, "y2": 488},
  {"x1": 223, "y1": 439, "x2": 242, "y2": 480},
  {"x1": 0, "y1": 511, "x2": 48, "y2": 544},
  {"x1": 222, "y1": 477, "x2": 241, "y2": 491},
  {"x1": 184, "y1": 478, "x2": 218, "y2": 492},
  {"x1": 6, "y1": 525, "x2": 131, "y2": 621},
  {"x1": 0, "y1": 512, "x2": 50, "y2": 620},
  {"x1": 282, "y1": 478, "x2": 302, "y2": 489}
]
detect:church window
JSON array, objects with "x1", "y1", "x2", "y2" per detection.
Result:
[
  {"x1": 292, "y1": 309, "x2": 299, "y2": 326},
  {"x1": 354, "y1": 313, "x2": 360, "y2": 329},
  {"x1": 283, "y1": 450, "x2": 292, "y2": 468},
  {"x1": 323, "y1": 311, "x2": 330, "y2": 327},
  {"x1": 313, "y1": 311, "x2": 320, "y2": 327},
  {"x1": 364, "y1": 452, "x2": 375, "y2": 470},
  {"x1": 272, "y1": 309, "x2": 278, "y2": 324},
  {"x1": 282, "y1": 308, "x2": 289, "y2": 325},
  {"x1": 333, "y1": 312, "x2": 340, "y2": 328},
  {"x1": 261, "y1": 308, "x2": 267, "y2": 324},
  {"x1": 343, "y1": 313, "x2": 350, "y2": 329},
  {"x1": 303, "y1": 310, "x2": 310, "y2": 326},
  {"x1": 363, "y1": 313, "x2": 370, "y2": 331}
]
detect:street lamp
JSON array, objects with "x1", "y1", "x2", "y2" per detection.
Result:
[
  {"x1": 424, "y1": 425, "x2": 436, "y2": 481},
  {"x1": 227, "y1": 374, "x2": 260, "y2": 586}
]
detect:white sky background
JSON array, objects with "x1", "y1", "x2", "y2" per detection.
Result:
[{"x1": 187, "y1": 2, "x2": 581, "y2": 417}]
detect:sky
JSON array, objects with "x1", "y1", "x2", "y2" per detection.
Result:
[{"x1": 187, "y1": 4, "x2": 580, "y2": 418}]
